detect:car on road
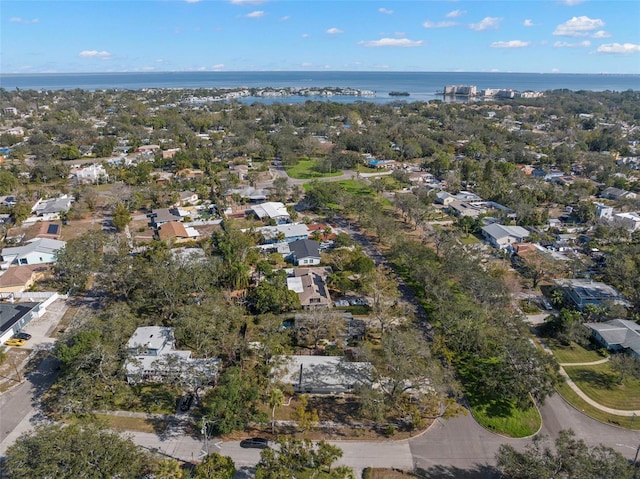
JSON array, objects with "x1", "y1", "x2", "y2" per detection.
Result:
[
  {"x1": 14, "y1": 332, "x2": 31, "y2": 341},
  {"x1": 4, "y1": 338, "x2": 26, "y2": 347},
  {"x1": 240, "y1": 437, "x2": 269, "y2": 449}
]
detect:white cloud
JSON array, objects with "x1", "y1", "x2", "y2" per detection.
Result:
[
  {"x1": 326, "y1": 27, "x2": 343, "y2": 34},
  {"x1": 423, "y1": 21, "x2": 457, "y2": 29},
  {"x1": 230, "y1": 0, "x2": 266, "y2": 4},
  {"x1": 561, "y1": 0, "x2": 585, "y2": 5},
  {"x1": 358, "y1": 38, "x2": 424, "y2": 47},
  {"x1": 553, "y1": 16, "x2": 604, "y2": 37},
  {"x1": 551, "y1": 68, "x2": 560, "y2": 73},
  {"x1": 592, "y1": 30, "x2": 611, "y2": 38},
  {"x1": 553, "y1": 40, "x2": 591, "y2": 47},
  {"x1": 212, "y1": 64, "x2": 225, "y2": 70},
  {"x1": 301, "y1": 62, "x2": 314, "y2": 67},
  {"x1": 79, "y1": 50, "x2": 111, "y2": 59},
  {"x1": 523, "y1": 19, "x2": 534, "y2": 27},
  {"x1": 279, "y1": 15, "x2": 290, "y2": 21},
  {"x1": 301, "y1": 33, "x2": 310, "y2": 38},
  {"x1": 446, "y1": 9, "x2": 466, "y2": 18},
  {"x1": 469, "y1": 17, "x2": 502, "y2": 31},
  {"x1": 490, "y1": 40, "x2": 530, "y2": 48},
  {"x1": 596, "y1": 43, "x2": 640, "y2": 54},
  {"x1": 10, "y1": 17, "x2": 39, "y2": 24},
  {"x1": 245, "y1": 10, "x2": 264, "y2": 18},
  {"x1": 378, "y1": 8, "x2": 393, "y2": 15},
  {"x1": 184, "y1": 0, "x2": 201, "y2": 3}
]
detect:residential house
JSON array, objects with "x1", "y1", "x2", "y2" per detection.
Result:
[
  {"x1": 273, "y1": 355, "x2": 371, "y2": 394},
  {"x1": 287, "y1": 267, "x2": 332, "y2": 309},
  {"x1": 36, "y1": 222, "x2": 61, "y2": 240},
  {"x1": 555, "y1": 278, "x2": 630, "y2": 311},
  {"x1": 260, "y1": 223, "x2": 309, "y2": 244},
  {"x1": 600, "y1": 186, "x2": 637, "y2": 201},
  {"x1": 251, "y1": 202, "x2": 290, "y2": 223},
  {"x1": 124, "y1": 326, "x2": 219, "y2": 384},
  {"x1": 0, "y1": 302, "x2": 42, "y2": 344},
  {"x1": 31, "y1": 195, "x2": 73, "y2": 218},
  {"x1": 613, "y1": 212, "x2": 640, "y2": 232},
  {"x1": 447, "y1": 200, "x2": 486, "y2": 218},
  {"x1": 481, "y1": 223, "x2": 530, "y2": 249},
  {"x1": 584, "y1": 319, "x2": 640, "y2": 359},
  {"x1": 0, "y1": 238, "x2": 66, "y2": 269},
  {"x1": 147, "y1": 208, "x2": 183, "y2": 228},
  {"x1": 227, "y1": 187, "x2": 269, "y2": 203},
  {"x1": 434, "y1": 191, "x2": 455, "y2": 205},
  {"x1": 0, "y1": 265, "x2": 48, "y2": 293},
  {"x1": 73, "y1": 164, "x2": 109, "y2": 184},
  {"x1": 177, "y1": 191, "x2": 199, "y2": 206},
  {"x1": 594, "y1": 202, "x2": 613, "y2": 219},
  {"x1": 158, "y1": 221, "x2": 199, "y2": 243},
  {"x1": 288, "y1": 239, "x2": 321, "y2": 266}
]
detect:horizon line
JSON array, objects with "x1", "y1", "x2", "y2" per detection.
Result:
[{"x1": 2, "y1": 70, "x2": 639, "y2": 76}]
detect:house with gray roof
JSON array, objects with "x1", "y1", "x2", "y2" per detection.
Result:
[
  {"x1": 0, "y1": 302, "x2": 41, "y2": 343},
  {"x1": 0, "y1": 238, "x2": 66, "y2": 269},
  {"x1": 31, "y1": 195, "x2": 73, "y2": 217},
  {"x1": 481, "y1": 223, "x2": 530, "y2": 249},
  {"x1": 585, "y1": 319, "x2": 640, "y2": 358},
  {"x1": 288, "y1": 239, "x2": 321, "y2": 266},
  {"x1": 274, "y1": 355, "x2": 372, "y2": 394},
  {"x1": 555, "y1": 278, "x2": 630, "y2": 311}
]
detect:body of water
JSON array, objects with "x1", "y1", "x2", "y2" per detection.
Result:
[{"x1": 1, "y1": 71, "x2": 638, "y2": 103}]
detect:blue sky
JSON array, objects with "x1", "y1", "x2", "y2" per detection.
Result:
[{"x1": 2, "y1": 0, "x2": 639, "y2": 74}]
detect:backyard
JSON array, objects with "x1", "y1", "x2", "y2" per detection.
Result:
[{"x1": 286, "y1": 159, "x2": 343, "y2": 179}]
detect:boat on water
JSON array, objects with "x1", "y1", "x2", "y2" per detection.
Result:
[{"x1": 389, "y1": 91, "x2": 410, "y2": 96}]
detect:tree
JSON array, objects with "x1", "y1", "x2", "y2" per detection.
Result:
[
  {"x1": 268, "y1": 387, "x2": 285, "y2": 434},
  {"x1": 361, "y1": 265, "x2": 401, "y2": 336},
  {"x1": 255, "y1": 438, "x2": 352, "y2": 479},
  {"x1": 154, "y1": 459, "x2": 184, "y2": 479},
  {"x1": 111, "y1": 202, "x2": 132, "y2": 232},
  {"x1": 496, "y1": 429, "x2": 635, "y2": 479},
  {"x1": 200, "y1": 367, "x2": 266, "y2": 435},
  {"x1": 3, "y1": 423, "x2": 152, "y2": 479},
  {"x1": 193, "y1": 453, "x2": 235, "y2": 479},
  {"x1": 293, "y1": 394, "x2": 319, "y2": 433},
  {"x1": 54, "y1": 230, "x2": 106, "y2": 293}
]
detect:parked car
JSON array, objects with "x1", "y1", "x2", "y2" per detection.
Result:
[
  {"x1": 4, "y1": 338, "x2": 26, "y2": 347},
  {"x1": 179, "y1": 394, "x2": 194, "y2": 412},
  {"x1": 240, "y1": 437, "x2": 269, "y2": 449},
  {"x1": 14, "y1": 332, "x2": 31, "y2": 341}
]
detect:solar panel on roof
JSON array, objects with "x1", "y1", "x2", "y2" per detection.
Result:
[{"x1": 46, "y1": 224, "x2": 59, "y2": 235}]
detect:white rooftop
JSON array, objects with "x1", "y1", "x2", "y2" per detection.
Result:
[{"x1": 252, "y1": 201, "x2": 289, "y2": 219}]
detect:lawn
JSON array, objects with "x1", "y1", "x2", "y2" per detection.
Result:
[
  {"x1": 94, "y1": 414, "x2": 172, "y2": 434},
  {"x1": 286, "y1": 159, "x2": 343, "y2": 179},
  {"x1": 460, "y1": 234, "x2": 480, "y2": 245},
  {"x1": 564, "y1": 362, "x2": 640, "y2": 410},
  {"x1": 555, "y1": 381, "x2": 640, "y2": 430},
  {"x1": 470, "y1": 400, "x2": 541, "y2": 438},
  {"x1": 546, "y1": 339, "x2": 605, "y2": 364}
]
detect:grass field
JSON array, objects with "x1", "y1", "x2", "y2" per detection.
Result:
[
  {"x1": 546, "y1": 339, "x2": 605, "y2": 364},
  {"x1": 564, "y1": 362, "x2": 640, "y2": 410},
  {"x1": 95, "y1": 414, "x2": 172, "y2": 434},
  {"x1": 556, "y1": 381, "x2": 640, "y2": 430},
  {"x1": 286, "y1": 159, "x2": 343, "y2": 179},
  {"x1": 470, "y1": 400, "x2": 541, "y2": 438}
]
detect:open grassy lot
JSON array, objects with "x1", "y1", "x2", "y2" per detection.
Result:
[
  {"x1": 95, "y1": 414, "x2": 173, "y2": 434},
  {"x1": 470, "y1": 400, "x2": 541, "y2": 438},
  {"x1": 286, "y1": 159, "x2": 343, "y2": 179},
  {"x1": 564, "y1": 362, "x2": 640, "y2": 410},
  {"x1": 556, "y1": 381, "x2": 640, "y2": 430},
  {"x1": 546, "y1": 339, "x2": 605, "y2": 364}
]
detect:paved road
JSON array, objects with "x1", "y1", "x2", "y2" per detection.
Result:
[{"x1": 407, "y1": 392, "x2": 640, "y2": 478}]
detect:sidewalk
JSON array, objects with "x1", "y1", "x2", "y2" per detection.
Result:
[{"x1": 538, "y1": 339, "x2": 640, "y2": 417}]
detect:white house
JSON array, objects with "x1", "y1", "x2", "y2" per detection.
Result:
[
  {"x1": 273, "y1": 355, "x2": 372, "y2": 394},
  {"x1": 481, "y1": 223, "x2": 530, "y2": 249},
  {"x1": 0, "y1": 238, "x2": 66, "y2": 269},
  {"x1": 0, "y1": 302, "x2": 42, "y2": 344},
  {"x1": 613, "y1": 212, "x2": 640, "y2": 232},
  {"x1": 73, "y1": 164, "x2": 109, "y2": 184},
  {"x1": 251, "y1": 202, "x2": 290, "y2": 223},
  {"x1": 594, "y1": 202, "x2": 613, "y2": 219},
  {"x1": 124, "y1": 326, "x2": 219, "y2": 384},
  {"x1": 259, "y1": 223, "x2": 309, "y2": 244}
]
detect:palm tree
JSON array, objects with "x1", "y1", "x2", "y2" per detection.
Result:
[{"x1": 268, "y1": 388, "x2": 285, "y2": 434}]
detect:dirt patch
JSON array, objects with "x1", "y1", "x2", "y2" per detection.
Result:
[
  {"x1": 364, "y1": 468, "x2": 416, "y2": 479},
  {"x1": 0, "y1": 348, "x2": 32, "y2": 388}
]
